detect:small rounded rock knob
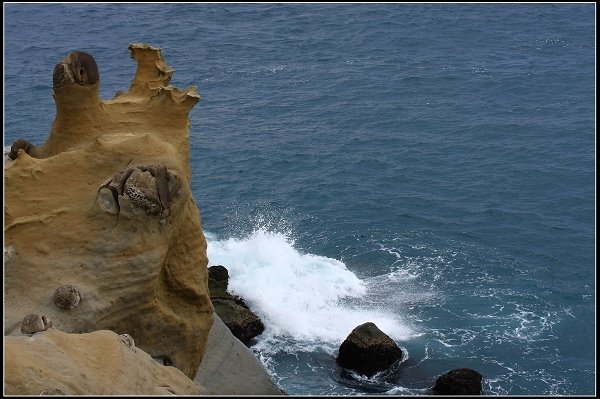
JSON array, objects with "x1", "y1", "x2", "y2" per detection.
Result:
[
  {"x1": 21, "y1": 314, "x2": 52, "y2": 335},
  {"x1": 53, "y1": 285, "x2": 81, "y2": 310},
  {"x1": 53, "y1": 51, "x2": 99, "y2": 89}
]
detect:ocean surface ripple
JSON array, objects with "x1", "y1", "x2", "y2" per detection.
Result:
[{"x1": 4, "y1": 3, "x2": 595, "y2": 395}]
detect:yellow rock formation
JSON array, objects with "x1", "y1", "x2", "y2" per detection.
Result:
[
  {"x1": 4, "y1": 44, "x2": 213, "y2": 384},
  {"x1": 4, "y1": 329, "x2": 206, "y2": 395}
]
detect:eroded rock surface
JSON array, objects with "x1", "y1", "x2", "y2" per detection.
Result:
[
  {"x1": 20, "y1": 314, "x2": 52, "y2": 336},
  {"x1": 4, "y1": 44, "x2": 213, "y2": 381},
  {"x1": 4, "y1": 329, "x2": 205, "y2": 395}
]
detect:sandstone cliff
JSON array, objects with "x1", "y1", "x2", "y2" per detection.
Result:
[
  {"x1": 5, "y1": 329, "x2": 206, "y2": 395},
  {"x1": 4, "y1": 44, "x2": 213, "y2": 387}
]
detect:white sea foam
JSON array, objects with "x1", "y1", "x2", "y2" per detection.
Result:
[
  {"x1": 206, "y1": 228, "x2": 415, "y2": 349},
  {"x1": 4, "y1": 146, "x2": 12, "y2": 166}
]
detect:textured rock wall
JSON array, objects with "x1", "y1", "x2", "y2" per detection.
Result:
[
  {"x1": 4, "y1": 44, "x2": 213, "y2": 381},
  {"x1": 4, "y1": 329, "x2": 205, "y2": 395}
]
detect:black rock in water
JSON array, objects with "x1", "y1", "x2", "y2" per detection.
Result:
[
  {"x1": 336, "y1": 322, "x2": 403, "y2": 378},
  {"x1": 432, "y1": 368, "x2": 483, "y2": 395}
]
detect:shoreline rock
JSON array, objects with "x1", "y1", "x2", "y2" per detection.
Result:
[
  {"x1": 336, "y1": 322, "x2": 403, "y2": 378},
  {"x1": 4, "y1": 43, "x2": 284, "y2": 396},
  {"x1": 208, "y1": 265, "x2": 265, "y2": 345},
  {"x1": 432, "y1": 368, "x2": 483, "y2": 395}
]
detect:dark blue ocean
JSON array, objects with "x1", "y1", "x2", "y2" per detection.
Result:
[{"x1": 3, "y1": 3, "x2": 596, "y2": 396}]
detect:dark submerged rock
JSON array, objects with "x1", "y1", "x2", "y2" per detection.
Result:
[
  {"x1": 336, "y1": 322, "x2": 403, "y2": 378},
  {"x1": 432, "y1": 368, "x2": 483, "y2": 395}
]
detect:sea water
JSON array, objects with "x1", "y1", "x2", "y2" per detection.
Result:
[{"x1": 3, "y1": 3, "x2": 595, "y2": 395}]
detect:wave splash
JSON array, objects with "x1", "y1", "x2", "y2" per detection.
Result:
[{"x1": 206, "y1": 228, "x2": 415, "y2": 353}]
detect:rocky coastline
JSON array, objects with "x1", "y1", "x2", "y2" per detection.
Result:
[
  {"x1": 4, "y1": 43, "x2": 483, "y2": 396},
  {"x1": 209, "y1": 265, "x2": 484, "y2": 395},
  {"x1": 3, "y1": 43, "x2": 283, "y2": 396}
]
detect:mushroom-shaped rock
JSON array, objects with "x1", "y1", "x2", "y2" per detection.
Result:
[
  {"x1": 20, "y1": 314, "x2": 52, "y2": 335},
  {"x1": 432, "y1": 368, "x2": 483, "y2": 395},
  {"x1": 336, "y1": 322, "x2": 403, "y2": 378},
  {"x1": 53, "y1": 285, "x2": 81, "y2": 310},
  {"x1": 53, "y1": 51, "x2": 99, "y2": 89}
]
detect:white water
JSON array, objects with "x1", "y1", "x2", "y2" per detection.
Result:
[
  {"x1": 4, "y1": 146, "x2": 12, "y2": 165},
  {"x1": 206, "y1": 228, "x2": 415, "y2": 352}
]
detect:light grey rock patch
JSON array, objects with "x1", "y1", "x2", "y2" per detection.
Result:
[{"x1": 195, "y1": 314, "x2": 285, "y2": 395}]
